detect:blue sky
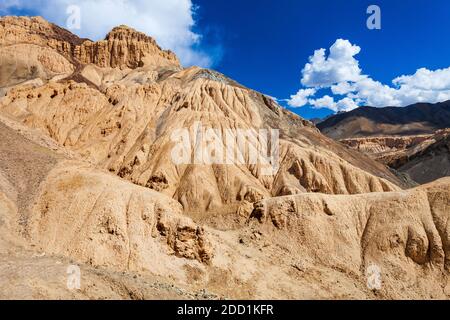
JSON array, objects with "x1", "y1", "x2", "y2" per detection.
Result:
[
  {"x1": 192, "y1": 0, "x2": 450, "y2": 119},
  {"x1": 2, "y1": 0, "x2": 450, "y2": 119}
]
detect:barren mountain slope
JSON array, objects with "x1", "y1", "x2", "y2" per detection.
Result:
[
  {"x1": 0, "y1": 116, "x2": 219, "y2": 299},
  {"x1": 1, "y1": 117, "x2": 450, "y2": 299},
  {"x1": 0, "y1": 16, "x2": 407, "y2": 219},
  {"x1": 340, "y1": 129, "x2": 450, "y2": 184},
  {"x1": 340, "y1": 135, "x2": 433, "y2": 159},
  {"x1": 250, "y1": 178, "x2": 450, "y2": 299}
]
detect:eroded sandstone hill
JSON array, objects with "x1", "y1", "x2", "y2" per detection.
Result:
[
  {"x1": 0, "y1": 16, "x2": 449, "y2": 299},
  {"x1": 0, "y1": 16, "x2": 405, "y2": 216}
]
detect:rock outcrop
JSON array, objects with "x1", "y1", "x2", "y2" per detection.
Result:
[
  {"x1": 0, "y1": 118, "x2": 217, "y2": 299},
  {"x1": 30, "y1": 162, "x2": 213, "y2": 268},
  {"x1": 317, "y1": 101, "x2": 450, "y2": 140},
  {"x1": 340, "y1": 129, "x2": 450, "y2": 184},
  {"x1": 77, "y1": 25, "x2": 180, "y2": 69},
  {"x1": 340, "y1": 135, "x2": 432, "y2": 157},
  {"x1": 0, "y1": 16, "x2": 180, "y2": 71}
]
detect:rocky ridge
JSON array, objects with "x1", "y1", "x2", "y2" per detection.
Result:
[
  {"x1": 0, "y1": 16, "x2": 449, "y2": 299},
  {"x1": 0, "y1": 16, "x2": 180, "y2": 70}
]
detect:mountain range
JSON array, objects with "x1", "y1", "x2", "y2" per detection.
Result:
[
  {"x1": 317, "y1": 101, "x2": 450, "y2": 139},
  {"x1": 0, "y1": 16, "x2": 449, "y2": 300}
]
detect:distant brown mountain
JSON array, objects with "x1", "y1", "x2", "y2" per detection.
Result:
[
  {"x1": 317, "y1": 101, "x2": 450, "y2": 140},
  {"x1": 340, "y1": 129, "x2": 450, "y2": 184},
  {"x1": 1, "y1": 16, "x2": 450, "y2": 300},
  {"x1": 318, "y1": 102, "x2": 450, "y2": 184}
]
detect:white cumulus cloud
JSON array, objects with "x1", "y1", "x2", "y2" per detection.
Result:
[
  {"x1": 288, "y1": 88, "x2": 316, "y2": 107},
  {"x1": 0, "y1": 0, "x2": 214, "y2": 67},
  {"x1": 301, "y1": 39, "x2": 363, "y2": 87},
  {"x1": 289, "y1": 39, "x2": 450, "y2": 112}
]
